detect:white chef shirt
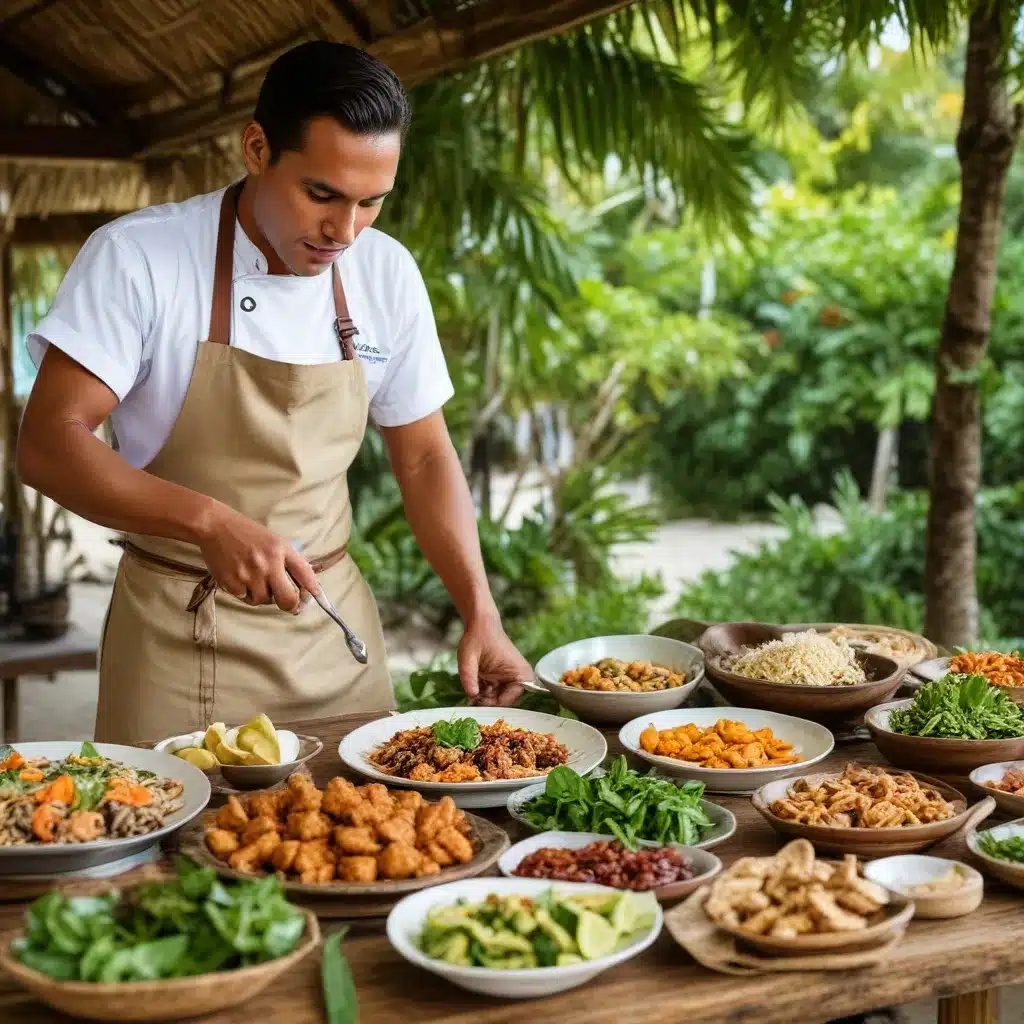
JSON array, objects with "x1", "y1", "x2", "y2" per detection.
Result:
[{"x1": 27, "y1": 186, "x2": 454, "y2": 468}]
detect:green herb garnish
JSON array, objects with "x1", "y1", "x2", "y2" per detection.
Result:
[
  {"x1": 431, "y1": 718, "x2": 482, "y2": 751},
  {"x1": 80, "y1": 741, "x2": 100, "y2": 759},
  {"x1": 322, "y1": 928, "x2": 358, "y2": 1024},
  {"x1": 520, "y1": 754, "x2": 714, "y2": 849},
  {"x1": 888, "y1": 673, "x2": 1024, "y2": 739},
  {"x1": 978, "y1": 830, "x2": 1024, "y2": 864}
]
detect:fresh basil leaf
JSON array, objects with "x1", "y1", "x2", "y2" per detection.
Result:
[
  {"x1": 431, "y1": 718, "x2": 481, "y2": 751},
  {"x1": 79, "y1": 741, "x2": 100, "y2": 759}
]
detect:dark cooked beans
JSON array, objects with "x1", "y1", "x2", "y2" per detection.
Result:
[{"x1": 512, "y1": 840, "x2": 694, "y2": 890}]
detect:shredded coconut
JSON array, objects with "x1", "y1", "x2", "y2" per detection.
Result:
[{"x1": 729, "y1": 630, "x2": 867, "y2": 687}]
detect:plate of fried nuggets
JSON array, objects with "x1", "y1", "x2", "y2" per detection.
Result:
[
  {"x1": 704, "y1": 839, "x2": 913, "y2": 954},
  {"x1": 194, "y1": 773, "x2": 510, "y2": 894}
]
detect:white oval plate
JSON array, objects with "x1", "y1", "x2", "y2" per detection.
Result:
[
  {"x1": 386, "y1": 876, "x2": 662, "y2": 999},
  {"x1": 0, "y1": 742, "x2": 210, "y2": 875},
  {"x1": 506, "y1": 778, "x2": 737, "y2": 850},
  {"x1": 618, "y1": 707, "x2": 834, "y2": 793},
  {"x1": 338, "y1": 707, "x2": 607, "y2": 809},
  {"x1": 969, "y1": 761, "x2": 1024, "y2": 818}
]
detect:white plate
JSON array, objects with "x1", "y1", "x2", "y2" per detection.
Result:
[
  {"x1": 533, "y1": 635, "x2": 705, "y2": 725},
  {"x1": 506, "y1": 777, "x2": 737, "y2": 850},
  {"x1": 338, "y1": 707, "x2": 607, "y2": 809},
  {"x1": 386, "y1": 876, "x2": 662, "y2": 998},
  {"x1": 0, "y1": 742, "x2": 210, "y2": 875},
  {"x1": 969, "y1": 761, "x2": 1024, "y2": 817},
  {"x1": 618, "y1": 707, "x2": 835, "y2": 793},
  {"x1": 908, "y1": 657, "x2": 950, "y2": 687}
]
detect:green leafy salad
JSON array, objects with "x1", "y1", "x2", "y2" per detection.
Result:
[
  {"x1": 418, "y1": 889, "x2": 658, "y2": 969},
  {"x1": 977, "y1": 830, "x2": 1024, "y2": 864},
  {"x1": 519, "y1": 754, "x2": 715, "y2": 849},
  {"x1": 888, "y1": 674, "x2": 1024, "y2": 740}
]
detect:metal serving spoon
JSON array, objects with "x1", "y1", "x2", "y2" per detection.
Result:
[{"x1": 290, "y1": 541, "x2": 368, "y2": 665}]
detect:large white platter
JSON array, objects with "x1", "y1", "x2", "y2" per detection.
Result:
[
  {"x1": 618, "y1": 706, "x2": 835, "y2": 794},
  {"x1": 0, "y1": 742, "x2": 211, "y2": 875},
  {"x1": 387, "y1": 876, "x2": 662, "y2": 999},
  {"x1": 338, "y1": 707, "x2": 607, "y2": 809}
]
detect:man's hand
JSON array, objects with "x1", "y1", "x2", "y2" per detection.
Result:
[
  {"x1": 457, "y1": 613, "x2": 533, "y2": 707},
  {"x1": 195, "y1": 504, "x2": 320, "y2": 613}
]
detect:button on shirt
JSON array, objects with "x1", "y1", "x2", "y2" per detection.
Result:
[{"x1": 28, "y1": 186, "x2": 454, "y2": 468}]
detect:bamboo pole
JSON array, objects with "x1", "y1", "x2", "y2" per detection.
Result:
[{"x1": 0, "y1": 233, "x2": 24, "y2": 612}]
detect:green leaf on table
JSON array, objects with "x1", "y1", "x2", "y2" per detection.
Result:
[
  {"x1": 322, "y1": 928, "x2": 358, "y2": 1024},
  {"x1": 431, "y1": 718, "x2": 481, "y2": 751}
]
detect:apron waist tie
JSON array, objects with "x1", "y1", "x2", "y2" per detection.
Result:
[{"x1": 121, "y1": 540, "x2": 349, "y2": 728}]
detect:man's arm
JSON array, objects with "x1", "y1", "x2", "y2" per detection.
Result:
[
  {"x1": 18, "y1": 347, "x2": 319, "y2": 608},
  {"x1": 381, "y1": 411, "x2": 531, "y2": 704}
]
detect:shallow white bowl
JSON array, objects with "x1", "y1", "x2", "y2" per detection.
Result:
[
  {"x1": 969, "y1": 761, "x2": 1024, "y2": 818},
  {"x1": 618, "y1": 707, "x2": 835, "y2": 793},
  {"x1": 862, "y1": 854, "x2": 983, "y2": 919},
  {"x1": 154, "y1": 728, "x2": 323, "y2": 790},
  {"x1": 386, "y1": 876, "x2": 662, "y2": 998},
  {"x1": 532, "y1": 635, "x2": 704, "y2": 725},
  {"x1": 339, "y1": 707, "x2": 607, "y2": 808},
  {"x1": 0, "y1": 742, "x2": 210, "y2": 875},
  {"x1": 968, "y1": 818, "x2": 1024, "y2": 891},
  {"x1": 506, "y1": 777, "x2": 737, "y2": 850}
]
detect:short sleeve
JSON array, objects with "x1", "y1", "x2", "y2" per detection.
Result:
[
  {"x1": 368, "y1": 254, "x2": 453, "y2": 427},
  {"x1": 27, "y1": 227, "x2": 153, "y2": 401}
]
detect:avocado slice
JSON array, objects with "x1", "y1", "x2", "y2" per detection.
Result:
[{"x1": 535, "y1": 908, "x2": 576, "y2": 953}]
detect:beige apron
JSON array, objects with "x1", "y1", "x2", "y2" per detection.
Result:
[{"x1": 95, "y1": 182, "x2": 393, "y2": 744}]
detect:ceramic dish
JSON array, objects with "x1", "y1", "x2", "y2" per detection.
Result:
[
  {"x1": 706, "y1": 886, "x2": 915, "y2": 955},
  {"x1": 967, "y1": 818, "x2": 1024, "y2": 891},
  {"x1": 154, "y1": 729, "x2": 323, "y2": 790},
  {"x1": 969, "y1": 761, "x2": 1024, "y2": 817},
  {"x1": 386, "y1": 877, "x2": 662, "y2": 998},
  {"x1": 618, "y1": 706, "x2": 834, "y2": 794},
  {"x1": 697, "y1": 622, "x2": 905, "y2": 725},
  {"x1": 506, "y1": 776, "x2": 737, "y2": 851},
  {"x1": 908, "y1": 657, "x2": 951, "y2": 685},
  {"x1": 783, "y1": 622, "x2": 937, "y2": 668},
  {"x1": 0, "y1": 907, "x2": 319, "y2": 1022},
  {"x1": 0, "y1": 742, "x2": 210, "y2": 875},
  {"x1": 530, "y1": 634, "x2": 704, "y2": 725},
  {"x1": 751, "y1": 768, "x2": 995, "y2": 857},
  {"x1": 497, "y1": 831, "x2": 722, "y2": 902},
  {"x1": 179, "y1": 806, "x2": 510, "y2": 895},
  {"x1": 338, "y1": 707, "x2": 607, "y2": 809},
  {"x1": 865, "y1": 699, "x2": 1024, "y2": 774},
  {"x1": 862, "y1": 855, "x2": 983, "y2": 919}
]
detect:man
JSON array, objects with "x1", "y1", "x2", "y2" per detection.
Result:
[{"x1": 17, "y1": 41, "x2": 531, "y2": 743}]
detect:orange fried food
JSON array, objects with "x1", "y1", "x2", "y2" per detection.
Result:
[
  {"x1": 287, "y1": 811, "x2": 332, "y2": 842},
  {"x1": 206, "y1": 828, "x2": 241, "y2": 859},
  {"x1": 434, "y1": 826, "x2": 473, "y2": 864},
  {"x1": 950, "y1": 650, "x2": 1024, "y2": 688},
  {"x1": 271, "y1": 839, "x2": 300, "y2": 873},
  {"x1": 337, "y1": 855, "x2": 378, "y2": 883},
  {"x1": 334, "y1": 825, "x2": 382, "y2": 855},
  {"x1": 216, "y1": 796, "x2": 249, "y2": 830},
  {"x1": 287, "y1": 773, "x2": 323, "y2": 813},
  {"x1": 377, "y1": 841, "x2": 423, "y2": 879},
  {"x1": 248, "y1": 790, "x2": 291, "y2": 819},
  {"x1": 228, "y1": 830, "x2": 280, "y2": 873},
  {"x1": 321, "y1": 777, "x2": 362, "y2": 819},
  {"x1": 638, "y1": 719, "x2": 801, "y2": 769},
  {"x1": 376, "y1": 817, "x2": 416, "y2": 846},
  {"x1": 241, "y1": 815, "x2": 279, "y2": 846}
]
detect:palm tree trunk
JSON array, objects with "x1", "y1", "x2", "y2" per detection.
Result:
[{"x1": 924, "y1": 2, "x2": 1023, "y2": 648}]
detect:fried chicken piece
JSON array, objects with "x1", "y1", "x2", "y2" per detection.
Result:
[
  {"x1": 321, "y1": 777, "x2": 363, "y2": 819},
  {"x1": 293, "y1": 839, "x2": 331, "y2": 876},
  {"x1": 216, "y1": 796, "x2": 249, "y2": 831},
  {"x1": 228, "y1": 830, "x2": 280, "y2": 873},
  {"x1": 377, "y1": 841, "x2": 423, "y2": 879},
  {"x1": 287, "y1": 811, "x2": 332, "y2": 841},
  {"x1": 415, "y1": 857, "x2": 441, "y2": 878},
  {"x1": 299, "y1": 863, "x2": 335, "y2": 884},
  {"x1": 248, "y1": 790, "x2": 290, "y2": 821},
  {"x1": 408, "y1": 763, "x2": 440, "y2": 782},
  {"x1": 347, "y1": 801, "x2": 388, "y2": 829},
  {"x1": 423, "y1": 841, "x2": 453, "y2": 867},
  {"x1": 206, "y1": 828, "x2": 241, "y2": 859},
  {"x1": 416, "y1": 796, "x2": 457, "y2": 842},
  {"x1": 435, "y1": 763, "x2": 483, "y2": 783},
  {"x1": 435, "y1": 826, "x2": 474, "y2": 864},
  {"x1": 337, "y1": 856, "x2": 378, "y2": 883},
  {"x1": 359, "y1": 783, "x2": 395, "y2": 815},
  {"x1": 241, "y1": 815, "x2": 279, "y2": 846},
  {"x1": 288, "y1": 773, "x2": 323, "y2": 813},
  {"x1": 334, "y1": 825, "x2": 382, "y2": 855},
  {"x1": 392, "y1": 790, "x2": 424, "y2": 816},
  {"x1": 271, "y1": 839, "x2": 300, "y2": 873},
  {"x1": 376, "y1": 817, "x2": 416, "y2": 846}
]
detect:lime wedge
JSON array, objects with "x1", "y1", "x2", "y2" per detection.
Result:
[
  {"x1": 202, "y1": 723, "x2": 226, "y2": 753},
  {"x1": 174, "y1": 747, "x2": 218, "y2": 771},
  {"x1": 610, "y1": 891, "x2": 658, "y2": 935},
  {"x1": 215, "y1": 741, "x2": 248, "y2": 766},
  {"x1": 575, "y1": 910, "x2": 617, "y2": 961},
  {"x1": 237, "y1": 726, "x2": 281, "y2": 764}
]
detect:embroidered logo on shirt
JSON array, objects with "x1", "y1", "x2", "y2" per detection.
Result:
[
  {"x1": 240, "y1": 296, "x2": 256, "y2": 312},
  {"x1": 354, "y1": 340, "x2": 387, "y2": 365}
]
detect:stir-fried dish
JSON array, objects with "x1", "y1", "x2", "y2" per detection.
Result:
[
  {"x1": 559, "y1": 659, "x2": 686, "y2": 693},
  {"x1": 0, "y1": 742, "x2": 184, "y2": 846}
]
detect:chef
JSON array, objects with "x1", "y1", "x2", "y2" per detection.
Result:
[{"x1": 17, "y1": 41, "x2": 532, "y2": 743}]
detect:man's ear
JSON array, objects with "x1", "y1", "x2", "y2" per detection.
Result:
[{"x1": 240, "y1": 121, "x2": 272, "y2": 176}]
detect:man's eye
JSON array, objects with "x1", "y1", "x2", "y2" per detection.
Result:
[
  {"x1": 308, "y1": 189, "x2": 333, "y2": 203},
  {"x1": 359, "y1": 197, "x2": 384, "y2": 208}
]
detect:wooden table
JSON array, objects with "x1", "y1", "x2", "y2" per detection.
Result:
[
  {"x1": 0, "y1": 626, "x2": 98, "y2": 743},
  {"x1": 0, "y1": 710, "x2": 1020, "y2": 1024}
]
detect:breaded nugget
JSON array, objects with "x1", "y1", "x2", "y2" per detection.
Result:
[
  {"x1": 228, "y1": 830, "x2": 280, "y2": 873},
  {"x1": 248, "y1": 791, "x2": 289, "y2": 821},
  {"x1": 205, "y1": 828, "x2": 240, "y2": 859},
  {"x1": 321, "y1": 777, "x2": 363, "y2": 819},
  {"x1": 423, "y1": 841, "x2": 453, "y2": 867},
  {"x1": 288, "y1": 773, "x2": 323, "y2": 813},
  {"x1": 416, "y1": 796, "x2": 457, "y2": 842},
  {"x1": 347, "y1": 801, "x2": 387, "y2": 829},
  {"x1": 334, "y1": 825, "x2": 382, "y2": 855},
  {"x1": 215, "y1": 795, "x2": 248, "y2": 831},
  {"x1": 241, "y1": 815, "x2": 279, "y2": 846},
  {"x1": 294, "y1": 839, "x2": 331, "y2": 876},
  {"x1": 337, "y1": 855, "x2": 378, "y2": 883},
  {"x1": 287, "y1": 811, "x2": 332, "y2": 841},
  {"x1": 435, "y1": 826, "x2": 474, "y2": 864},
  {"x1": 376, "y1": 817, "x2": 416, "y2": 846},
  {"x1": 377, "y1": 841, "x2": 422, "y2": 879},
  {"x1": 415, "y1": 857, "x2": 441, "y2": 878},
  {"x1": 271, "y1": 839, "x2": 300, "y2": 873},
  {"x1": 392, "y1": 790, "x2": 424, "y2": 815},
  {"x1": 359, "y1": 783, "x2": 395, "y2": 814}
]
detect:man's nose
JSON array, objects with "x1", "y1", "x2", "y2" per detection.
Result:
[{"x1": 324, "y1": 206, "x2": 357, "y2": 246}]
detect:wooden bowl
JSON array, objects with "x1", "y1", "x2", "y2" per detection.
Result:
[
  {"x1": 969, "y1": 761, "x2": 1024, "y2": 817},
  {"x1": 705, "y1": 887, "x2": 915, "y2": 955},
  {"x1": 0, "y1": 908, "x2": 319, "y2": 1022},
  {"x1": 967, "y1": 818, "x2": 1024, "y2": 891},
  {"x1": 862, "y1": 855, "x2": 984, "y2": 919},
  {"x1": 752, "y1": 766, "x2": 996, "y2": 858},
  {"x1": 865, "y1": 699, "x2": 1024, "y2": 774},
  {"x1": 697, "y1": 622, "x2": 905, "y2": 725}
]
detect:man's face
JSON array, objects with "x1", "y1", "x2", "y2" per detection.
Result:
[{"x1": 243, "y1": 116, "x2": 401, "y2": 276}]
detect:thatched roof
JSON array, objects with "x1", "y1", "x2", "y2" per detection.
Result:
[{"x1": 1, "y1": 0, "x2": 634, "y2": 243}]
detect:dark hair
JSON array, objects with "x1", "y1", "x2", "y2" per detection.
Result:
[{"x1": 254, "y1": 41, "x2": 411, "y2": 160}]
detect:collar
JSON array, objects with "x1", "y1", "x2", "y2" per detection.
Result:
[{"x1": 233, "y1": 219, "x2": 269, "y2": 277}]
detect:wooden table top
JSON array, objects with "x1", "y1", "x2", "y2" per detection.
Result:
[{"x1": 2, "y1": 708, "x2": 1022, "y2": 1024}]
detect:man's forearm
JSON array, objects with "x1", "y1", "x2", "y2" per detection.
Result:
[
  {"x1": 394, "y1": 442, "x2": 497, "y2": 624},
  {"x1": 19, "y1": 418, "x2": 218, "y2": 544}
]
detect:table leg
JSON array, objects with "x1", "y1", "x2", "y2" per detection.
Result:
[
  {"x1": 938, "y1": 989, "x2": 997, "y2": 1024},
  {"x1": 2, "y1": 678, "x2": 18, "y2": 745}
]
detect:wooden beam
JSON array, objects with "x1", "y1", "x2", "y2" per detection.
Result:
[
  {"x1": 329, "y1": 0, "x2": 375, "y2": 43},
  {"x1": 0, "y1": 125, "x2": 134, "y2": 162},
  {"x1": 138, "y1": 0, "x2": 638, "y2": 154},
  {"x1": 98, "y1": 1, "x2": 196, "y2": 99},
  {"x1": 0, "y1": 0, "x2": 60, "y2": 31},
  {"x1": 10, "y1": 212, "x2": 119, "y2": 247}
]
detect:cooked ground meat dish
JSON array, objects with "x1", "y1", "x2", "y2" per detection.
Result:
[
  {"x1": 559, "y1": 658, "x2": 686, "y2": 692},
  {"x1": 513, "y1": 840, "x2": 695, "y2": 890},
  {"x1": 367, "y1": 720, "x2": 570, "y2": 783}
]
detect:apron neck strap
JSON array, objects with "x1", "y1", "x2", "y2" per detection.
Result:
[{"x1": 207, "y1": 180, "x2": 358, "y2": 360}]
